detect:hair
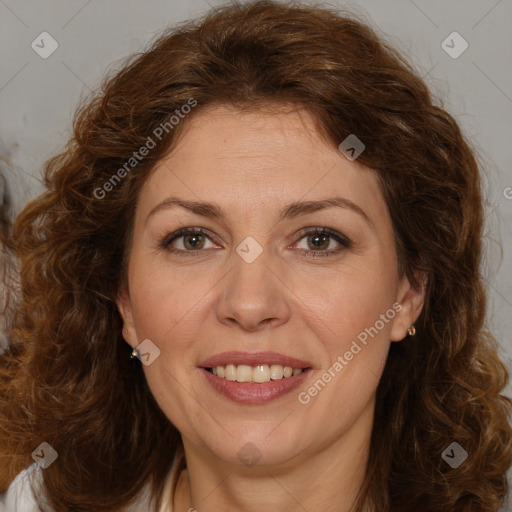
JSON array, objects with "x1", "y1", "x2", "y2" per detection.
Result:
[
  {"x1": 0, "y1": 173, "x2": 9, "y2": 246},
  {"x1": 1, "y1": 1, "x2": 511, "y2": 511},
  {"x1": 0, "y1": 169, "x2": 14, "y2": 353}
]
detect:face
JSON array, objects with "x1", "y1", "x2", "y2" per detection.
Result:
[{"x1": 117, "y1": 105, "x2": 424, "y2": 469}]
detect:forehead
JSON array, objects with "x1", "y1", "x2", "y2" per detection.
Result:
[
  {"x1": 163, "y1": 104, "x2": 342, "y2": 170},
  {"x1": 138, "y1": 105, "x2": 388, "y2": 224}
]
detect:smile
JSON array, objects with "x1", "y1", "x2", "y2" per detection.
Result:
[
  {"x1": 206, "y1": 364, "x2": 303, "y2": 383},
  {"x1": 199, "y1": 351, "x2": 312, "y2": 404}
]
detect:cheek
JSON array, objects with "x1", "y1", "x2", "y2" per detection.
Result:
[
  {"x1": 294, "y1": 270, "x2": 398, "y2": 409},
  {"x1": 128, "y1": 258, "x2": 213, "y2": 351},
  {"x1": 298, "y1": 275, "x2": 395, "y2": 414},
  {"x1": 297, "y1": 264, "x2": 398, "y2": 344}
]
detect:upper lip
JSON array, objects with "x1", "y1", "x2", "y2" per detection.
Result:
[{"x1": 198, "y1": 351, "x2": 312, "y2": 369}]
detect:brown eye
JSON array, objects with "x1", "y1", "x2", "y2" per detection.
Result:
[
  {"x1": 161, "y1": 228, "x2": 218, "y2": 255},
  {"x1": 294, "y1": 228, "x2": 351, "y2": 258},
  {"x1": 182, "y1": 233, "x2": 206, "y2": 250},
  {"x1": 305, "y1": 233, "x2": 331, "y2": 251}
]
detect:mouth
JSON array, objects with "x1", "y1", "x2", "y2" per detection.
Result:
[
  {"x1": 204, "y1": 364, "x2": 305, "y2": 383},
  {"x1": 198, "y1": 351, "x2": 312, "y2": 404}
]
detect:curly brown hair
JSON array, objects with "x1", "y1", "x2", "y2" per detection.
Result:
[{"x1": 1, "y1": 1, "x2": 511, "y2": 511}]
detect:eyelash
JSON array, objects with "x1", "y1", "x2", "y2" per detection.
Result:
[{"x1": 159, "y1": 227, "x2": 351, "y2": 259}]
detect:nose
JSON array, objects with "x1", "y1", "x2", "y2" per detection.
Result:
[{"x1": 214, "y1": 244, "x2": 291, "y2": 332}]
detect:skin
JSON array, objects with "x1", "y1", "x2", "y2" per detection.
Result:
[{"x1": 117, "y1": 105, "x2": 425, "y2": 512}]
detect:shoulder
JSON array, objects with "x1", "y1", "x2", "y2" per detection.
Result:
[
  {"x1": 0, "y1": 463, "x2": 176, "y2": 512},
  {"x1": 0, "y1": 464, "x2": 44, "y2": 512}
]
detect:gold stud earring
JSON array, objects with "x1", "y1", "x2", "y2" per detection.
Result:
[{"x1": 407, "y1": 325, "x2": 416, "y2": 336}]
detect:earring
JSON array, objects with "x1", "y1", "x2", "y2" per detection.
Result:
[
  {"x1": 407, "y1": 325, "x2": 416, "y2": 336},
  {"x1": 130, "y1": 349, "x2": 139, "y2": 359}
]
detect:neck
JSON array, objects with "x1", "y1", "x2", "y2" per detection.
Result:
[{"x1": 173, "y1": 400, "x2": 375, "y2": 512}]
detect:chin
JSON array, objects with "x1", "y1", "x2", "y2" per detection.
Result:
[{"x1": 203, "y1": 430, "x2": 307, "y2": 469}]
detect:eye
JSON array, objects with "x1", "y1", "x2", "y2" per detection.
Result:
[
  {"x1": 293, "y1": 227, "x2": 351, "y2": 258},
  {"x1": 159, "y1": 226, "x2": 351, "y2": 259},
  {"x1": 160, "y1": 227, "x2": 218, "y2": 256}
]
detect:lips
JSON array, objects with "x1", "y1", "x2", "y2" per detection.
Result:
[
  {"x1": 198, "y1": 351, "x2": 312, "y2": 404},
  {"x1": 198, "y1": 351, "x2": 312, "y2": 369}
]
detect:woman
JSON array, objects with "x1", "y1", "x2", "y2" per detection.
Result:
[{"x1": 1, "y1": 1, "x2": 511, "y2": 511}]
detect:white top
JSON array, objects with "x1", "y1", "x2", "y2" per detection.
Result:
[
  {"x1": 0, "y1": 464, "x2": 42, "y2": 512},
  {"x1": 0, "y1": 450, "x2": 184, "y2": 512}
]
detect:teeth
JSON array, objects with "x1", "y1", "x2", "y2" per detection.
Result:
[
  {"x1": 270, "y1": 364, "x2": 283, "y2": 380},
  {"x1": 253, "y1": 365, "x2": 270, "y2": 383},
  {"x1": 236, "y1": 364, "x2": 253, "y2": 382},
  {"x1": 209, "y1": 364, "x2": 304, "y2": 383},
  {"x1": 225, "y1": 364, "x2": 237, "y2": 381}
]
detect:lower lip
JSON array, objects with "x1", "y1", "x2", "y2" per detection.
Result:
[{"x1": 200, "y1": 367, "x2": 311, "y2": 404}]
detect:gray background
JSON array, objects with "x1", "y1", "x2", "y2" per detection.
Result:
[{"x1": 1, "y1": 0, "x2": 511, "y2": 508}]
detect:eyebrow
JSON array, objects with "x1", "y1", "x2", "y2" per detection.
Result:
[{"x1": 145, "y1": 196, "x2": 373, "y2": 228}]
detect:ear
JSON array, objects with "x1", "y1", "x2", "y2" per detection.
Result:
[
  {"x1": 116, "y1": 285, "x2": 138, "y2": 349},
  {"x1": 390, "y1": 271, "x2": 427, "y2": 342}
]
